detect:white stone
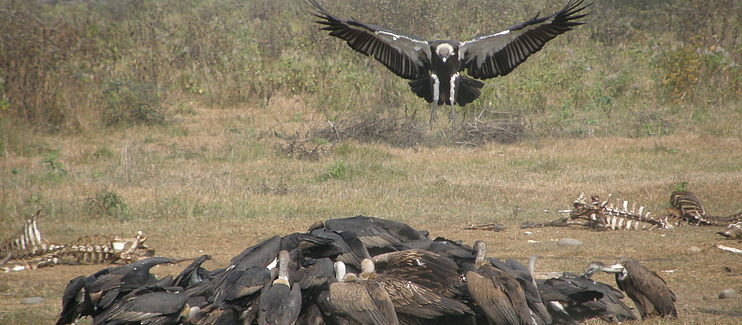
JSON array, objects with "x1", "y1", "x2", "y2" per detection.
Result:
[
  {"x1": 719, "y1": 289, "x2": 737, "y2": 299},
  {"x1": 557, "y1": 238, "x2": 583, "y2": 247},
  {"x1": 21, "y1": 297, "x2": 45, "y2": 305}
]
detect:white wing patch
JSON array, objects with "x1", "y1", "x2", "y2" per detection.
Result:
[
  {"x1": 492, "y1": 30, "x2": 511, "y2": 37},
  {"x1": 375, "y1": 30, "x2": 431, "y2": 66},
  {"x1": 460, "y1": 16, "x2": 557, "y2": 69}
]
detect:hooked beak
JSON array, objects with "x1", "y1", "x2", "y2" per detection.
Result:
[
  {"x1": 582, "y1": 261, "x2": 624, "y2": 278},
  {"x1": 602, "y1": 264, "x2": 625, "y2": 273}
]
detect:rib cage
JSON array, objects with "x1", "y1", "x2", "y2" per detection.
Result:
[
  {"x1": 60, "y1": 232, "x2": 153, "y2": 264},
  {"x1": 0, "y1": 214, "x2": 65, "y2": 262},
  {"x1": 1, "y1": 215, "x2": 154, "y2": 272},
  {"x1": 666, "y1": 191, "x2": 742, "y2": 226},
  {"x1": 669, "y1": 191, "x2": 705, "y2": 217},
  {"x1": 569, "y1": 193, "x2": 673, "y2": 231}
]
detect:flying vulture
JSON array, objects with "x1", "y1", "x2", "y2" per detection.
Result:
[{"x1": 309, "y1": 0, "x2": 591, "y2": 123}]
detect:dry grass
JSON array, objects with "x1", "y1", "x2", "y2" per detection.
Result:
[{"x1": 1, "y1": 103, "x2": 742, "y2": 324}]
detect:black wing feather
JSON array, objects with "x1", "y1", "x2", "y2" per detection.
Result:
[
  {"x1": 308, "y1": 0, "x2": 430, "y2": 80},
  {"x1": 461, "y1": 0, "x2": 591, "y2": 79}
]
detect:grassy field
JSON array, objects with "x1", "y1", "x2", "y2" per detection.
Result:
[
  {"x1": 2, "y1": 104, "x2": 742, "y2": 324},
  {"x1": 1, "y1": 0, "x2": 742, "y2": 324}
]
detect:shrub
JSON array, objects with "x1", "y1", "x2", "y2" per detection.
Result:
[
  {"x1": 276, "y1": 133, "x2": 334, "y2": 160},
  {"x1": 312, "y1": 107, "x2": 436, "y2": 148},
  {"x1": 317, "y1": 160, "x2": 348, "y2": 181},
  {"x1": 41, "y1": 149, "x2": 67, "y2": 181},
  {"x1": 657, "y1": 38, "x2": 704, "y2": 101},
  {"x1": 85, "y1": 188, "x2": 130, "y2": 221},
  {"x1": 101, "y1": 79, "x2": 165, "y2": 127}
]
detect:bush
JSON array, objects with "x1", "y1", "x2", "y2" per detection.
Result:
[
  {"x1": 455, "y1": 111, "x2": 526, "y2": 146},
  {"x1": 276, "y1": 133, "x2": 334, "y2": 160},
  {"x1": 85, "y1": 188, "x2": 130, "y2": 221},
  {"x1": 312, "y1": 107, "x2": 436, "y2": 148},
  {"x1": 41, "y1": 149, "x2": 67, "y2": 182},
  {"x1": 101, "y1": 78, "x2": 165, "y2": 127}
]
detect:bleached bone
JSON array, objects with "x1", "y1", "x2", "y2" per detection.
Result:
[
  {"x1": 716, "y1": 245, "x2": 742, "y2": 254},
  {"x1": 568, "y1": 194, "x2": 671, "y2": 231},
  {"x1": 666, "y1": 191, "x2": 742, "y2": 226},
  {"x1": 2, "y1": 214, "x2": 154, "y2": 272}
]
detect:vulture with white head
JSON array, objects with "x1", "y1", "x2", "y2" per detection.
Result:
[{"x1": 309, "y1": 0, "x2": 591, "y2": 123}]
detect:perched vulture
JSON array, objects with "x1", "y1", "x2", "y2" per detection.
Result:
[{"x1": 583, "y1": 259, "x2": 677, "y2": 319}]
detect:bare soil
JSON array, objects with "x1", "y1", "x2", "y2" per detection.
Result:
[{"x1": 2, "y1": 218, "x2": 741, "y2": 324}]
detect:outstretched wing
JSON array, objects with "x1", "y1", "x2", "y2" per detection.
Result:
[
  {"x1": 460, "y1": 0, "x2": 590, "y2": 80},
  {"x1": 308, "y1": 0, "x2": 431, "y2": 80}
]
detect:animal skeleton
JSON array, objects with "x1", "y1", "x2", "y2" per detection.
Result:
[
  {"x1": 566, "y1": 193, "x2": 673, "y2": 230},
  {"x1": 1, "y1": 215, "x2": 153, "y2": 272},
  {"x1": 666, "y1": 191, "x2": 742, "y2": 226}
]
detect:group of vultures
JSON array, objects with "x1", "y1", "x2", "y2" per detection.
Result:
[{"x1": 56, "y1": 215, "x2": 677, "y2": 325}]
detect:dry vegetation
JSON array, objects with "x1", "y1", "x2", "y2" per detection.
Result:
[
  {"x1": 2, "y1": 106, "x2": 742, "y2": 324},
  {"x1": 2, "y1": 0, "x2": 742, "y2": 324}
]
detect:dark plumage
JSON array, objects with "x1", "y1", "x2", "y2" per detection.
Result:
[
  {"x1": 296, "y1": 302, "x2": 326, "y2": 325},
  {"x1": 427, "y1": 237, "x2": 474, "y2": 261},
  {"x1": 56, "y1": 216, "x2": 682, "y2": 325},
  {"x1": 329, "y1": 260, "x2": 399, "y2": 325},
  {"x1": 537, "y1": 272, "x2": 636, "y2": 324},
  {"x1": 371, "y1": 249, "x2": 461, "y2": 297},
  {"x1": 361, "y1": 258, "x2": 473, "y2": 320},
  {"x1": 465, "y1": 241, "x2": 538, "y2": 325},
  {"x1": 322, "y1": 215, "x2": 432, "y2": 253},
  {"x1": 88, "y1": 257, "x2": 173, "y2": 312},
  {"x1": 259, "y1": 250, "x2": 303, "y2": 325},
  {"x1": 295, "y1": 257, "x2": 336, "y2": 291},
  {"x1": 212, "y1": 266, "x2": 273, "y2": 306},
  {"x1": 56, "y1": 276, "x2": 89, "y2": 325},
  {"x1": 309, "y1": 0, "x2": 590, "y2": 123},
  {"x1": 230, "y1": 235, "x2": 281, "y2": 270},
  {"x1": 584, "y1": 259, "x2": 677, "y2": 319},
  {"x1": 173, "y1": 254, "x2": 211, "y2": 289},
  {"x1": 466, "y1": 266, "x2": 534, "y2": 325},
  {"x1": 309, "y1": 229, "x2": 371, "y2": 269},
  {"x1": 94, "y1": 288, "x2": 189, "y2": 325},
  {"x1": 280, "y1": 232, "x2": 335, "y2": 252},
  {"x1": 489, "y1": 258, "x2": 551, "y2": 325},
  {"x1": 191, "y1": 305, "x2": 242, "y2": 325}
]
